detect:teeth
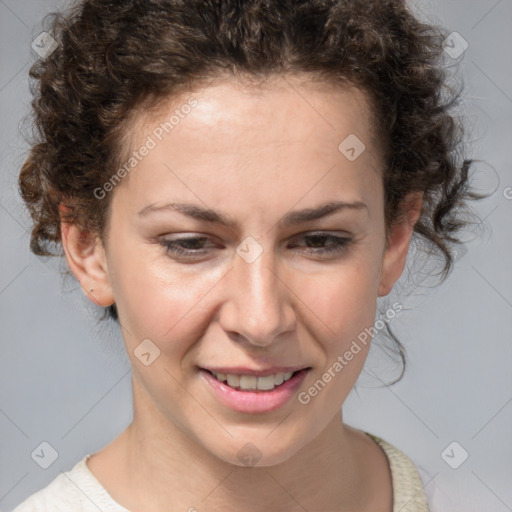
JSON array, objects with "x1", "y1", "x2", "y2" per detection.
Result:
[
  {"x1": 214, "y1": 371, "x2": 296, "y2": 391},
  {"x1": 226, "y1": 374, "x2": 240, "y2": 387}
]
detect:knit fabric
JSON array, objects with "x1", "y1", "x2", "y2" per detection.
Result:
[
  {"x1": 12, "y1": 433, "x2": 429, "y2": 512},
  {"x1": 368, "y1": 434, "x2": 430, "y2": 512}
]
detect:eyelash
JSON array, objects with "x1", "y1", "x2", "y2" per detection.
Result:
[{"x1": 159, "y1": 233, "x2": 352, "y2": 259}]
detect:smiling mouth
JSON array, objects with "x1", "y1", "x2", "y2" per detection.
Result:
[{"x1": 203, "y1": 368, "x2": 311, "y2": 392}]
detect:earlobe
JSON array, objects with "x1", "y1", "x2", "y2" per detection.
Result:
[
  {"x1": 378, "y1": 192, "x2": 423, "y2": 297},
  {"x1": 60, "y1": 205, "x2": 115, "y2": 307}
]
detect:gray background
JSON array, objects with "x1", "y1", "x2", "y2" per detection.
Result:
[{"x1": 1, "y1": 0, "x2": 511, "y2": 510}]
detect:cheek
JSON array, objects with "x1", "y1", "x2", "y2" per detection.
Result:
[
  {"x1": 295, "y1": 265, "x2": 380, "y2": 412},
  {"x1": 300, "y1": 260, "x2": 381, "y2": 346},
  {"x1": 108, "y1": 245, "x2": 225, "y2": 354}
]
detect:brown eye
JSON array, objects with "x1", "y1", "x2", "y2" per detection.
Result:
[
  {"x1": 160, "y1": 236, "x2": 212, "y2": 257},
  {"x1": 288, "y1": 233, "x2": 352, "y2": 255}
]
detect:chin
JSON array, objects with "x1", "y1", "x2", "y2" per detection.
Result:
[{"x1": 202, "y1": 430, "x2": 306, "y2": 469}]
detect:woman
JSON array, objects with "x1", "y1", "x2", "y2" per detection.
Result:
[{"x1": 13, "y1": 0, "x2": 481, "y2": 510}]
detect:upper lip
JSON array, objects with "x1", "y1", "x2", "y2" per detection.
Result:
[{"x1": 202, "y1": 365, "x2": 311, "y2": 377}]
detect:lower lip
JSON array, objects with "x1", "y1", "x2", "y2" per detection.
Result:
[{"x1": 200, "y1": 368, "x2": 310, "y2": 413}]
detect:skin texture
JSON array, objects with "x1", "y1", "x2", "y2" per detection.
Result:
[{"x1": 61, "y1": 75, "x2": 422, "y2": 512}]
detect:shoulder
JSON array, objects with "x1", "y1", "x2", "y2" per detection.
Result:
[
  {"x1": 366, "y1": 433, "x2": 430, "y2": 512},
  {"x1": 11, "y1": 455, "x2": 129, "y2": 512}
]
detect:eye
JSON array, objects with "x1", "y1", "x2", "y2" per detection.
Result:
[
  {"x1": 159, "y1": 232, "x2": 353, "y2": 260},
  {"x1": 159, "y1": 236, "x2": 213, "y2": 258},
  {"x1": 288, "y1": 232, "x2": 352, "y2": 255}
]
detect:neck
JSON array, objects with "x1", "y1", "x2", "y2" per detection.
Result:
[{"x1": 97, "y1": 379, "x2": 369, "y2": 512}]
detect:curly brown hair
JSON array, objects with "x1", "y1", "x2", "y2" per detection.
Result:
[{"x1": 19, "y1": 0, "x2": 483, "y2": 379}]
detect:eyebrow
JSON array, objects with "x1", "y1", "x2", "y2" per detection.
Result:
[{"x1": 137, "y1": 200, "x2": 368, "y2": 228}]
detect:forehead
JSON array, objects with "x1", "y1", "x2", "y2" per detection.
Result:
[
  {"x1": 113, "y1": 75, "x2": 384, "y2": 215},
  {"x1": 131, "y1": 74, "x2": 380, "y2": 157}
]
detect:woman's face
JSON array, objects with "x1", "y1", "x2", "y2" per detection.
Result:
[{"x1": 75, "y1": 76, "x2": 415, "y2": 466}]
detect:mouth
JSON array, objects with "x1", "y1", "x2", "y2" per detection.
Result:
[
  {"x1": 202, "y1": 368, "x2": 311, "y2": 392},
  {"x1": 198, "y1": 366, "x2": 311, "y2": 413}
]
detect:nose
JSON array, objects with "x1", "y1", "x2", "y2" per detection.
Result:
[{"x1": 219, "y1": 241, "x2": 295, "y2": 348}]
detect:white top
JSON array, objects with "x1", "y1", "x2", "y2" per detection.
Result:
[{"x1": 12, "y1": 434, "x2": 431, "y2": 512}]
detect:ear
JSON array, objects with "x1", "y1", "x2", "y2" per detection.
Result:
[
  {"x1": 378, "y1": 192, "x2": 423, "y2": 297},
  {"x1": 60, "y1": 205, "x2": 115, "y2": 307}
]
